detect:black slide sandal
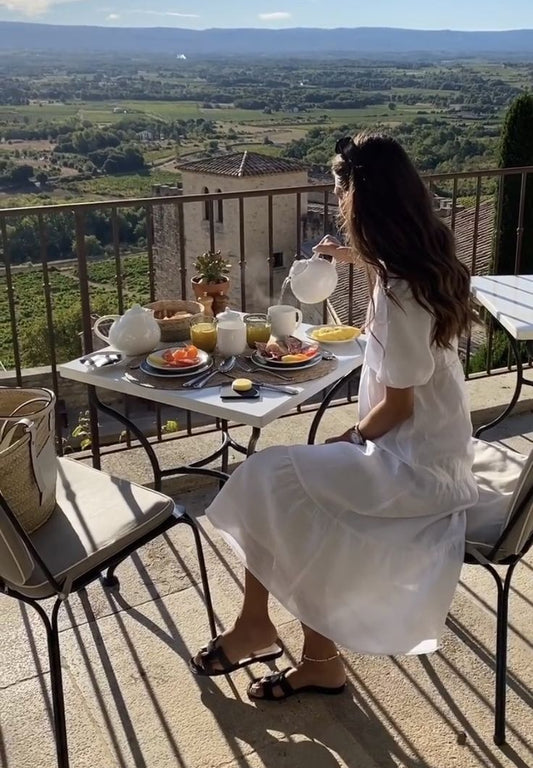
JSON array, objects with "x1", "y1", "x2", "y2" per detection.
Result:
[
  {"x1": 190, "y1": 635, "x2": 284, "y2": 677},
  {"x1": 247, "y1": 667, "x2": 346, "y2": 701}
]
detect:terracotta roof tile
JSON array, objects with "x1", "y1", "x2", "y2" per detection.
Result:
[
  {"x1": 178, "y1": 151, "x2": 305, "y2": 177},
  {"x1": 442, "y1": 200, "x2": 494, "y2": 275}
]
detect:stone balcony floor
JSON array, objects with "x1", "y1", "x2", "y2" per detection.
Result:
[{"x1": 1, "y1": 404, "x2": 532, "y2": 768}]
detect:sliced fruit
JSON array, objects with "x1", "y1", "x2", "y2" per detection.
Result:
[
  {"x1": 169, "y1": 345, "x2": 200, "y2": 364},
  {"x1": 170, "y1": 358, "x2": 198, "y2": 366},
  {"x1": 281, "y1": 353, "x2": 309, "y2": 363}
]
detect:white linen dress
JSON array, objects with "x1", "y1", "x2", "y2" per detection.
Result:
[{"x1": 206, "y1": 278, "x2": 480, "y2": 655}]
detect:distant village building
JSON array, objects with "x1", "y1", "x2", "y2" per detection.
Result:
[{"x1": 152, "y1": 151, "x2": 308, "y2": 312}]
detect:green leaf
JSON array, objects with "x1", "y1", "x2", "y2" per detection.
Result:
[{"x1": 80, "y1": 438, "x2": 92, "y2": 450}]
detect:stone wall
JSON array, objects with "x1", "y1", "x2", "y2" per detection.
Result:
[
  {"x1": 0, "y1": 365, "x2": 126, "y2": 431},
  {"x1": 153, "y1": 172, "x2": 309, "y2": 313},
  {"x1": 303, "y1": 208, "x2": 338, "y2": 243},
  {"x1": 1, "y1": 366, "x2": 89, "y2": 407}
]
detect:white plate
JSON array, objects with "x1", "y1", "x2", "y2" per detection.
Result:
[
  {"x1": 305, "y1": 326, "x2": 362, "y2": 344},
  {"x1": 146, "y1": 347, "x2": 210, "y2": 372},
  {"x1": 251, "y1": 351, "x2": 323, "y2": 372},
  {"x1": 140, "y1": 360, "x2": 212, "y2": 378}
]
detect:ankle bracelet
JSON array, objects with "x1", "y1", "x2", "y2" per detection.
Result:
[{"x1": 302, "y1": 651, "x2": 340, "y2": 663}]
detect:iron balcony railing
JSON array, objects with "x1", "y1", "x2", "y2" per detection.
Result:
[{"x1": 0, "y1": 165, "x2": 532, "y2": 455}]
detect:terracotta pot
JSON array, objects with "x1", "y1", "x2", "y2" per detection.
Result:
[{"x1": 191, "y1": 276, "x2": 230, "y2": 300}]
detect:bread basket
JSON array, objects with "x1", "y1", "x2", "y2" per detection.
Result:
[{"x1": 145, "y1": 300, "x2": 203, "y2": 342}]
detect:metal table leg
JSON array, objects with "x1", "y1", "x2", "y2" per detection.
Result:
[
  {"x1": 474, "y1": 326, "x2": 533, "y2": 438},
  {"x1": 246, "y1": 427, "x2": 261, "y2": 456},
  {"x1": 88, "y1": 386, "x2": 163, "y2": 488},
  {"x1": 86, "y1": 387, "x2": 264, "y2": 488}
]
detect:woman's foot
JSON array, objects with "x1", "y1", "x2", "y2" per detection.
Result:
[
  {"x1": 192, "y1": 617, "x2": 280, "y2": 675},
  {"x1": 248, "y1": 654, "x2": 346, "y2": 700}
]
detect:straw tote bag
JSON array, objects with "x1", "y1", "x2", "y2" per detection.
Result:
[{"x1": 0, "y1": 387, "x2": 57, "y2": 533}]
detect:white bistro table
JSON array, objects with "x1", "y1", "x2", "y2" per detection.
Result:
[
  {"x1": 471, "y1": 275, "x2": 533, "y2": 436},
  {"x1": 59, "y1": 326, "x2": 365, "y2": 489}
]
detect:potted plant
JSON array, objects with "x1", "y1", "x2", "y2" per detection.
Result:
[{"x1": 191, "y1": 250, "x2": 232, "y2": 302}]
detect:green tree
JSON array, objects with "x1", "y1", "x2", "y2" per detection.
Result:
[
  {"x1": 73, "y1": 234, "x2": 103, "y2": 258},
  {"x1": 10, "y1": 164, "x2": 34, "y2": 185},
  {"x1": 494, "y1": 93, "x2": 533, "y2": 274}
]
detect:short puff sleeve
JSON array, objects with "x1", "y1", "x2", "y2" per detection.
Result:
[{"x1": 365, "y1": 281, "x2": 435, "y2": 389}]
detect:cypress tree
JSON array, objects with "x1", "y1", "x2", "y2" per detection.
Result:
[{"x1": 494, "y1": 93, "x2": 533, "y2": 274}]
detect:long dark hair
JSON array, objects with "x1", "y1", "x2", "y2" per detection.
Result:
[{"x1": 332, "y1": 132, "x2": 473, "y2": 348}]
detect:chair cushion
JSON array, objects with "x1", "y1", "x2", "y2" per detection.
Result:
[
  {"x1": 466, "y1": 439, "x2": 528, "y2": 554},
  {"x1": 17, "y1": 458, "x2": 175, "y2": 598}
]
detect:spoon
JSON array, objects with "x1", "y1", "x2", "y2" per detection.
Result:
[{"x1": 188, "y1": 356, "x2": 236, "y2": 389}]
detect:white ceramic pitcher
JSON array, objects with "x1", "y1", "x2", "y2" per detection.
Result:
[{"x1": 287, "y1": 252, "x2": 338, "y2": 304}]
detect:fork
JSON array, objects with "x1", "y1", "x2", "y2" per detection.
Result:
[{"x1": 242, "y1": 356, "x2": 291, "y2": 381}]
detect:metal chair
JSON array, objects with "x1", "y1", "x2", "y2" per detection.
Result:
[
  {"x1": 0, "y1": 457, "x2": 219, "y2": 768},
  {"x1": 463, "y1": 439, "x2": 533, "y2": 746}
]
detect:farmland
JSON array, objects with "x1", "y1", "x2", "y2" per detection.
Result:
[
  {"x1": 0, "y1": 254, "x2": 150, "y2": 368},
  {"x1": 0, "y1": 55, "x2": 529, "y2": 211}
]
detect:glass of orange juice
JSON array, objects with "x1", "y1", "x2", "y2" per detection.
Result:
[
  {"x1": 189, "y1": 314, "x2": 217, "y2": 353},
  {"x1": 244, "y1": 313, "x2": 271, "y2": 348}
]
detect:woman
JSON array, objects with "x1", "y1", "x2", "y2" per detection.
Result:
[{"x1": 191, "y1": 132, "x2": 479, "y2": 702}]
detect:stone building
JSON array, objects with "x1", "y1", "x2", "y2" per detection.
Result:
[{"x1": 152, "y1": 151, "x2": 308, "y2": 312}]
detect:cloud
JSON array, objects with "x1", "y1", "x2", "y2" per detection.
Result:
[
  {"x1": 132, "y1": 9, "x2": 200, "y2": 18},
  {"x1": 0, "y1": 0, "x2": 81, "y2": 16},
  {"x1": 258, "y1": 12, "x2": 292, "y2": 21},
  {"x1": 107, "y1": 12, "x2": 119, "y2": 21}
]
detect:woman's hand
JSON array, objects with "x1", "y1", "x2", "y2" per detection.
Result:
[
  {"x1": 325, "y1": 429, "x2": 355, "y2": 445},
  {"x1": 313, "y1": 235, "x2": 355, "y2": 264}
]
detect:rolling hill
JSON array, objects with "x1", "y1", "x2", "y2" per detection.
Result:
[{"x1": 0, "y1": 23, "x2": 532, "y2": 57}]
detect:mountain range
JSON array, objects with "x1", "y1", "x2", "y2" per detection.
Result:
[{"x1": 0, "y1": 23, "x2": 532, "y2": 57}]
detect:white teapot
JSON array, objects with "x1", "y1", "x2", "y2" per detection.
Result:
[
  {"x1": 287, "y1": 252, "x2": 338, "y2": 305},
  {"x1": 93, "y1": 304, "x2": 161, "y2": 356}
]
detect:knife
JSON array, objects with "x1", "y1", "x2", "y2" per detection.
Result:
[{"x1": 256, "y1": 383, "x2": 299, "y2": 395}]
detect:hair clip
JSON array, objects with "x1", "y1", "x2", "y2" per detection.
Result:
[{"x1": 335, "y1": 136, "x2": 356, "y2": 158}]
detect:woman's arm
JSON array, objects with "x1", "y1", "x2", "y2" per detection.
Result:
[
  {"x1": 326, "y1": 385, "x2": 414, "y2": 444},
  {"x1": 358, "y1": 385, "x2": 414, "y2": 439}
]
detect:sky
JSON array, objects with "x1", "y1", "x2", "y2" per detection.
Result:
[{"x1": 1, "y1": 0, "x2": 533, "y2": 31}]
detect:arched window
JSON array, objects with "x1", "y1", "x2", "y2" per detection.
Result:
[
  {"x1": 202, "y1": 187, "x2": 210, "y2": 220},
  {"x1": 215, "y1": 189, "x2": 223, "y2": 223}
]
